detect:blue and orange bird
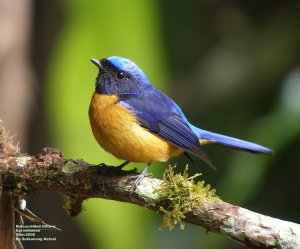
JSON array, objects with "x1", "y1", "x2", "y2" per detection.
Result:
[{"x1": 88, "y1": 56, "x2": 272, "y2": 177}]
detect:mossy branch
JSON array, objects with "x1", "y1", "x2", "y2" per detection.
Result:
[{"x1": 1, "y1": 121, "x2": 300, "y2": 248}]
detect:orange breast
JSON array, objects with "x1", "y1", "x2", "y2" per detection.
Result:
[{"x1": 88, "y1": 92, "x2": 182, "y2": 162}]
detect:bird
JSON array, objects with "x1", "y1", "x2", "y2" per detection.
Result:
[{"x1": 88, "y1": 56, "x2": 272, "y2": 182}]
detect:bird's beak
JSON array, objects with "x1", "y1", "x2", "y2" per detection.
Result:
[{"x1": 90, "y1": 58, "x2": 101, "y2": 68}]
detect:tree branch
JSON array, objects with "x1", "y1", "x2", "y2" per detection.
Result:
[{"x1": 0, "y1": 122, "x2": 300, "y2": 248}]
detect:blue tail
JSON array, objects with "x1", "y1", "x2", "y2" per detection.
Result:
[{"x1": 190, "y1": 125, "x2": 272, "y2": 154}]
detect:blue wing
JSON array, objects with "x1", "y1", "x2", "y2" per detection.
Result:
[{"x1": 118, "y1": 89, "x2": 213, "y2": 166}]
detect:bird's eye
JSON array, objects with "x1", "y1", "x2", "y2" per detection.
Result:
[{"x1": 117, "y1": 71, "x2": 125, "y2": 79}]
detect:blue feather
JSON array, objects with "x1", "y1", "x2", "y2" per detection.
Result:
[
  {"x1": 189, "y1": 124, "x2": 272, "y2": 154},
  {"x1": 118, "y1": 89, "x2": 213, "y2": 166},
  {"x1": 91, "y1": 56, "x2": 272, "y2": 168}
]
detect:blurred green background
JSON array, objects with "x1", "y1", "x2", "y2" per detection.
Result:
[{"x1": 1, "y1": 0, "x2": 300, "y2": 248}]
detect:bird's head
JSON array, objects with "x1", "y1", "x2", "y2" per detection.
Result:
[{"x1": 90, "y1": 56, "x2": 152, "y2": 95}]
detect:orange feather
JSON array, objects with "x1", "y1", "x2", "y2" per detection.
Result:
[{"x1": 89, "y1": 92, "x2": 183, "y2": 162}]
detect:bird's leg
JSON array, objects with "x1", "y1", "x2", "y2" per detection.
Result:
[
  {"x1": 130, "y1": 162, "x2": 152, "y2": 195},
  {"x1": 117, "y1": 160, "x2": 130, "y2": 169}
]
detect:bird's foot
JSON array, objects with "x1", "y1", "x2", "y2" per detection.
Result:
[{"x1": 129, "y1": 162, "x2": 151, "y2": 198}]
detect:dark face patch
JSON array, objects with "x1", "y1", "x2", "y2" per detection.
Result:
[{"x1": 94, "y1": 58, "x2": 150, "y2": 95}]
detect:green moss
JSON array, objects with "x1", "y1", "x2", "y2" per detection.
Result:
[
  {"x1": 33, "y1": 168, "x2": 57, "y2": 183},
  {"x1": 63, "y1": 196, "x2": 85, "y2": 217},
  {"x1": 63, "y1": 196, "x2": 76, "y2": 215},
  {"x1": 158, "y1": 165, "x2": 220, "y2": 230}
]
